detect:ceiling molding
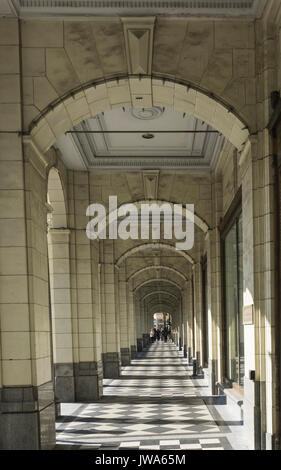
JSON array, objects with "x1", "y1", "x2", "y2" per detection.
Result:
[
  {"x1": 10, "y1": 1, "x2": 263, "y2": 19},
  {"x1": 142, "y1": 170, "x2": 159, "y2": 199},
  {"x1": 58, "y1": 105, "x2": 223, "y2": 170}
]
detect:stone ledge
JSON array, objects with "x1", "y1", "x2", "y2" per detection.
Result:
[{"x1": 217, "y1": 382, "x2": 244, "y2": 422}]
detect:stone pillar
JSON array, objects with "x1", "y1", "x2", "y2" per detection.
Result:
[
  {"x1": 0, "y1": 116, "x2": 56, "y2": 450},
  {"x1": 193, "y1": 263, "x2": 203, "y2": 373},
  {"x1": 239, "y1": 131, "x2": 278, "y2": 449},
  {"x1": 205, "y1": 228, "x2": 221, "y2": 394},
  {"x1": 119, "y1": 266, "x2": 131, "y2": 366},
  {"x1": 239, "y1": 137, "x2": 261, "y2": 449},
  {"x1": 71, "y1": 171, "x2": 103, "y2": 401},
  {"x1": 128, "y1": 281, "x2": 137, "y2": 359},
  {"x1": 48, "y1": 229, "x2": 75, "y2": 404},
  {"x1": 141, "y1": 300, "x2": 149, "y2": 348},
  {"x1": 182, "y1": 283, "x2": 188, "y2": 358},
  {"x1": 100, "y1": 240, "x2": 121, "y2": 378},
  {"x1": 186, "y1": 279, "x2": 194, "y2": 363},
  {"x1": 135, "y1": 293, "x2": 143, "y2": 352}
]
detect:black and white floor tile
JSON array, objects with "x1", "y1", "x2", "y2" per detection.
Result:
[{"x1": 56, "y1": 342, "x2": 233, "y2": 450}]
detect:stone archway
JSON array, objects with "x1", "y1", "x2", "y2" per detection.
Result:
[
  {"x1": 28, "y1": 76, "x2": 249, "y2": 155},
  {"x1": 128, "y1": 265, "x2": 188, "y2": 282},
  {"x1": 115, "y1": 241, "x2": 195, "y2": 267}
]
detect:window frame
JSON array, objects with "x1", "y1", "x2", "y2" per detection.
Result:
[{"x1": 220, "y1": 186, "x2": 243, "y2": 388}]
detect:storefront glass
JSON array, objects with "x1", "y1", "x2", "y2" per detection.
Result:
[{"x1": 224, "y1": 212, "x2": 244, "y2": 387}]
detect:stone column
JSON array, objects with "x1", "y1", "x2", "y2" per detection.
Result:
[
  {"x1": 100, "y1": 240, "x2": 121, "y2": 378},
  {"x1": 182, "y1": 282, "x2": 189, "y2": 359},
  {"x1": 239, "y1": 132, "x2": 279, "y2": 449},
  {"x1": 135, "y1": 292, "x2": 143, "y2": 352},
  {"x1": 178, "y1": 298, "x2": 183, "y2": 351},
  {"x1": 142, "y1": 302, "x2": 150, "y2": 348},
  {"x1": 119, "y1": 266, "x2": 131, "y2": 366},
  {"x1": 205, "y1": 228, "x2": 221, "y2": 394},
  {"x1": 0, "y1": 17, "x2": 59, "y2": 446},
  {"x1": 71, "y1": 171, "x2": 102, "y2": 401},
  {"x1": 186, "y1": 279, "x2": 194, "y2": 363},
  {"x1": 48, "y1": 229, "x2": 75, "y2": 404},
  {"x1": 0, "y1": 133, "x2": 56, "y2": 449},
  {"x1": 192, "y1": 263, "x2": 203, "y2": 373},
  {"x1": 128, "y1": 281, "x2": 137, "y2": 359}
]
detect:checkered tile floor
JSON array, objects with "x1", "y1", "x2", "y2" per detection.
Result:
[{"x1": 56, "y1": 342, "x2": 232, "y2": 450}]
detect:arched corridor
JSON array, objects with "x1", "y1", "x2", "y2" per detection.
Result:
[{"x1": 1, "y1": 0, "x2": 281, "y2": 453}]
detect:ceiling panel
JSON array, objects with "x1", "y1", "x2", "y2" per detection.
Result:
[{"x1": 55, "y1": 106, "x2": 224, "y2": 170}]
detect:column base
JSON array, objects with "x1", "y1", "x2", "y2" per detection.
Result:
[
  {"x1": 142, "y1": 334, "x2": 149, "y2": 348},
  {"x1": 137, "y1": 338, "x2": 143, "y2": 352},
  {"x1": 74, "y1": 361, "x2": 103, "y2": 401},
  {"x1": 208, "y1": 359, "x2": 218, "y2": 394},
  {"x1": 55, "y1": 402, "x2": 61, "y2": 418},
  {"x1": 188, "y1": 347, "x2": 192, "y2": 364},
  {"x1": 195, "y1": 351, "x2": 202, "y2": 374},
  {"x1": 121, "y1": 348, "x2": 131, "y2": 366},
  {"x1": 243, "y1": 377, "x2": 262, "y2": 450},
  {"x1": 265, "y1": 433, "x2": 278, "y2": 450},
  {"x1": 102, "y1": 353, "x2": 121, "y2": 379},
  {"x1": 54, "y1": 363, "x2": 75, "y2": 402},
  {"x1": 0, "y1": 382, "x2": 56, "y2": 450},
  {"x1": 179, "y1": 337, "x2": 183, "y2": 351},
  {"x1": 130, "y1": 345, "x2": 137, "y2": 359}
]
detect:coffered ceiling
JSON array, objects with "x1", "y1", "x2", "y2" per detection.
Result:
[{"x1": 54, "y1": 106, "x2": 224, "y2": 170}]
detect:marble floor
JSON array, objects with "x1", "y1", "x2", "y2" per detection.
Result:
[{"x1": 56, "y1": 342, "x2": 248, "y2": 450}]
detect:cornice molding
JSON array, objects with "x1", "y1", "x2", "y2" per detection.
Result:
[{"x1": 4, "y1": 0, "x2": 263, "y2": 19}]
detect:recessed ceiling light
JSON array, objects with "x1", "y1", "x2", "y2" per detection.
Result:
[
  {"x1": 136, "y1": 96, "x2": 143, "y2": 101},
  {"x1": 142, "y1": 133, "x2": 154, "y2": 139}
]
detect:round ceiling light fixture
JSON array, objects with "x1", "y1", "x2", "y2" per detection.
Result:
[
  {"x1": 131, "y1": 106, "x2": 163, "y2": 120},
  {"x1": 142, "y1": 133, "x2": 155, "y2": 140}
]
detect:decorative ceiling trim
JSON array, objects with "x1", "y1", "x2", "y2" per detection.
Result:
[
  {"x1": 14, "y1": 0, "x2": 262, "y2": 17},
  {"x1": 116, "y1": 242, "x2": 195, "y2": 267},
  {"x1": 134, "y1": 277, "x2": 182, "y2": 292},
  {"x1": 5, "y1": 0, "x2": 266, "y2": 19},
  {"x1": 142, "y1": 170, "x2": 159, "y2": 199},
  {"x1": 127, "y1": 265, "x2": 188, "y2": 282},
  {"x1": 140, "y1": 291, "x2": 179, "y2": 301},
  {"x1": 122, "y1": 17, "x2": 155, "y2": 75},
  {"x1": 18, "y1": 1, "x2": 255, "y2": 8}
]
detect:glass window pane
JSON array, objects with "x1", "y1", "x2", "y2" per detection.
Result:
[{"x1": 224, "y1": 212, "x2": 244, "y2": 387}]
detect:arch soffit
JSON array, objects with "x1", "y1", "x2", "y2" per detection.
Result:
[
  {"x1": 134, "y1": 278, "x2": 182, "y2": 293},
  {"x1": 140, "y1": 291, "x2": 179, "y2": 302},
  {"x1": 128, "y1": 265, "x2": 188, "y2": 282},
  {"x1": 116, "y1": 242, "x2": 195, "y2": 267}
]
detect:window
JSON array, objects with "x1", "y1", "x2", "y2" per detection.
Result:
[{"x1": 223, "y1": 211, "x2": 244, "y2": 387}]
